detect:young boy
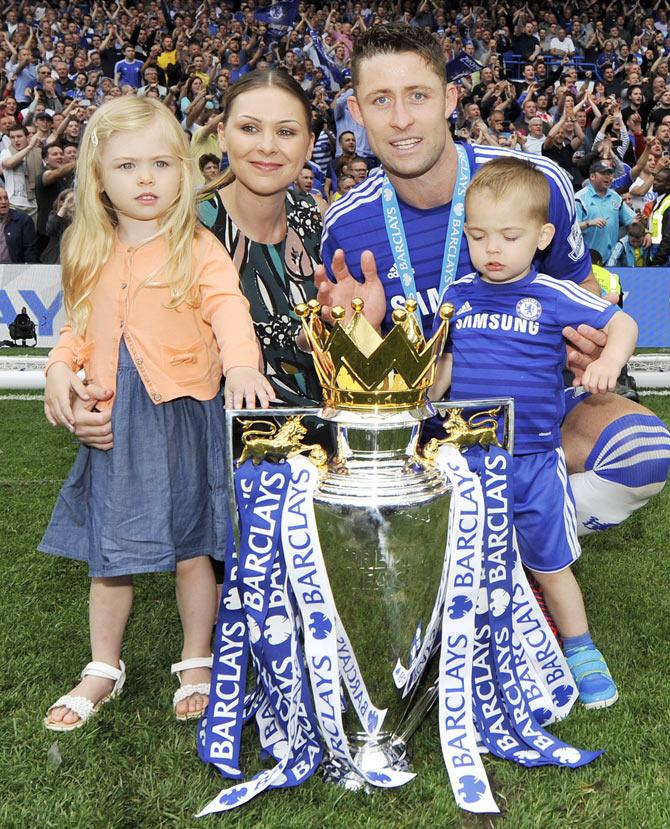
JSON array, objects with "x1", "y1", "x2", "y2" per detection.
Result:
[{"x1": 431, "y1": 156, "x2": 639, "y2": 709}]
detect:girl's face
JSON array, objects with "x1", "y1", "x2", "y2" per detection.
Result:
[
  {"x1": 191, "y1": 77, "x2": 203, "y2": 94},
  {"x1": 219, "y1": 86, "x2": 313, "y2": 197},
  {"x1": 100, "y1": 119, "x2": 181, "y2": 232}
]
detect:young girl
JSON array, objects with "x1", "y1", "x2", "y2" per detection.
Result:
[{"x1": 40, "y1": 96, "x2": 274, "y2": 731}]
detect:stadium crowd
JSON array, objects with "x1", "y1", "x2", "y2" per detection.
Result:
[{"x1": 3, "y1": 0, "x2": 670, "y2": 269}]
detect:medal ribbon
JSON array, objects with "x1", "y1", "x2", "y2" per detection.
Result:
[{"x1": 381, "y1": 143, "x2": 470, "y2": 334}]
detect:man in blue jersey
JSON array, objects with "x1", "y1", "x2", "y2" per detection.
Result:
[
  {"x1": 430, "y1": 157, "x2": 638, "y2": 707},
  {"x1": 315, "y1": 24, "x2": 670, "y2": 538}
]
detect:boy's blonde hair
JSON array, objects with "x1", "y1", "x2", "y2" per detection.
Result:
[
  {"x1": 465, "y1": 156, "x2": 550, "y2": 225},
  {"x1": 61, "y1": 96, "x2": 198, "y2": 334}
]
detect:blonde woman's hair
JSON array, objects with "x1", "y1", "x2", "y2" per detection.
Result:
[
  {"x1": 466, "y1": 156, "x2": 551, "y2": 225},
  {"x1": 61, "y1": 96, "x2": 199, "y2": 333}
]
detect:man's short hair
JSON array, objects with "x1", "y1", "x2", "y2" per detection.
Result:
[
  {"x1": 198, "y1": 152, "x2": 219, "y2": 171},
  {"x1": 466, "y1": 157, "x2": 550, "y2": 225},
  {"x1": 9, "y1": 125, "x2": 28, "y2": 136},
  {"x1": 351, "y1": 24, "x2": 445, "y2": 89},
  {"x1": 42, "y1": 141, "x2": 62, "y2": 159}
]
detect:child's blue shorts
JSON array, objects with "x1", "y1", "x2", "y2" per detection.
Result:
[{"x1": 513, "y1": 448, "x2": 582, "y2": 574}]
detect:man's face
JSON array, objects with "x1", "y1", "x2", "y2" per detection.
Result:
[
  {"x1": 9, "y1": 129, "x2": 27, "y2": 150},
  {"x1": 63, "y1": 145, "x2": 78, "y2": 163},
  {"x1": 590, "y1": 169, "x2": 614, "y2": 194},
  {"x1": 46, "y1": 145, "x2": 64, "y2": 168},
  {"x1": 523, "y1": 100, "x2": 536, "y2": 119},
  {"x1": 349, "y1": 52, "x2": 455, "y2": 182},
  {"x1": 65, "y1": 120, "x2": 81, "y2": 139},
  {"x1": 658, "y1": 124, "x2": 670, "y2": 144},
  {"x1": 654, "y1": 169, "x2": 670, "y2": 192},
  {"x1": 297, "y1": 168, "x2": 314, "y2": 191},
  {"x1": 201, "y1": 160, "x2": 219, "y2": 181},
  {"x1": 349, "y1": 160, "x2": 368, "y2": 182},
  {"x1": 340, "y1": 132, "x2": 356, "y2": 154},
  {"x1": 0, "y1": 188, "x2": 8, "y2": 217},
  {"x1": 529, "y1": 119, "x2": 544, "y2": 137}
]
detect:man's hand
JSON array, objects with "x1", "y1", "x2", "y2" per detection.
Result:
[
  {"x1": 71, "y1": 382, "x2": 114, "y2": 450},
  {"x1": 563, "y1": 324, "x2": 608, "y2": 384},
  {"x1": 314, "y1": 249, "x2": 387, "y2": 328}
]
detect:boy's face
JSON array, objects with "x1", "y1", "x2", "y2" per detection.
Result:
[{"x1": 464, "y1": 191, "x2": 554, "y2": 284}]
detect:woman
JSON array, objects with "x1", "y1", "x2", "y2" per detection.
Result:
[{"x1": 197, "y1": 70, "x2": 322, "y2": 406}]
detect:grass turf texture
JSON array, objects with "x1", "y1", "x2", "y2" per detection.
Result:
[{"x1": 1, "y1": 398, "x2": 669, "y2": 829}]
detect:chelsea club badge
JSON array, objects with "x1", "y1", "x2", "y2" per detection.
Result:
[{"x1": 516, "y1": 297, "x2": 542, "y2": 322}]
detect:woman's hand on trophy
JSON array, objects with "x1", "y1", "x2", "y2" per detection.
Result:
[{"x1": 314, "y1": 249, "x2": 387, "y2": 329}]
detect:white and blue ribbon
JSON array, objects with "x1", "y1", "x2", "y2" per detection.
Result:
[
  {"x1": 198, "y1": 443, "x2": 602, "y2": 817},
  {"x1": 381, "y1": 143, "x2": 470, "y2": 333}
]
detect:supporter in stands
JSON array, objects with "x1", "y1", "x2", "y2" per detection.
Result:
[
  {"x1": 35, "y1": 141, "x2": 75, "y2": 249},
  {"x1": 649, "y1": 165, "x2": 670, "y2": 265},
  {"x1": 576, "y1": 159, "x2": 637, "y2": 262},
  {"x1": 0, "y1": 184, "x2": 38, "y2": 263},
  {"x1": 40, "y1": 186, "x2": 72, "y2": 264},
  {"x1": 197, "y1": 153, "x2": 220, "y2": 185},
  {"x1": 0, "y1": 124, "x2": 40, "y2": 220},
  {"x1": 607, "y1": 220, "x2": 650, "y2": 267}
]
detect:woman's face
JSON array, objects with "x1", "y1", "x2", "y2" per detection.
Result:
[
  {"x1": 191, "y1": 77, "x2": 203, "y2": 94},
  {"x1": 219, "y1": 86, "x2": 313, "y2": 197}
]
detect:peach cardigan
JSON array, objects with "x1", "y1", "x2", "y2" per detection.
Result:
[{"x1": 46, "y1": 229, "x2": 260, "y2": 408}]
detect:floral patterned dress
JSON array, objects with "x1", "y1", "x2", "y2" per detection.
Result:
[{"x1": 198, "y1": 188, "x2": 323, "y2": 406}]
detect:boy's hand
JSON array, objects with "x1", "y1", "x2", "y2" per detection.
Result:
[
  {"x1": 224, "y1": 367, "x2": 276, "y2": 409},
  {"x1": 44, "y1": 362, "x2": 90, "y2": 431},
  {"x1": 580, "y1": 355, "x2": 621, "y2": 394}
]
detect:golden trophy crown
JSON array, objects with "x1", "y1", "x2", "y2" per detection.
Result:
[{"x1": 294, "y1": 297, "x2": 454, "y2": 412}]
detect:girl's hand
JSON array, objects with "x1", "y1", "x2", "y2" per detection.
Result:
[
  {"x1": 44, "y1": 361, "x2": 90, "y2": 431},
  {"x1": 224, "y1": 367, "x2": 276, "y2": 409}
]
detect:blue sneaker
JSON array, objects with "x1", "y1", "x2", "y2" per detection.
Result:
[{"x1": 566, "y1": 648, "x2": 619, "y2": 710}]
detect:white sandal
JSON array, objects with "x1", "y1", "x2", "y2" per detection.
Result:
[
  {"x1": 171, "y1": 655, "x2": 213, "y2": 721},
  {"x1": 44, "y1": 660, "x2": 126, "y2": 732}
]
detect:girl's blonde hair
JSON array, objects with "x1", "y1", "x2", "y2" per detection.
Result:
[{"x1": 62, "y1": 96, "x2": 198, "y2": 333}]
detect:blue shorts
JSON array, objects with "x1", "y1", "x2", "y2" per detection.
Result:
[
  {"x1": 563, "y1": 386, "x2": 592, "y2": 420},
  {"x1": 513, "y1": 449, "x2": 581, "y2": 574}
]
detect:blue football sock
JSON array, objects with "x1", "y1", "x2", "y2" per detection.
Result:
[{"x1": 563, "y1": 632, "x2": 594, "y2": 655}]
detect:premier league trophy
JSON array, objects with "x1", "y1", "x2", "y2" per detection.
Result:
[{"x1": 198, "y1": 297, "x2": 595, "y2": 818}]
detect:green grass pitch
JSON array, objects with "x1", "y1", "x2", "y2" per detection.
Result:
[{"x1": 1, "y1": 395, "x2": 669, "y2": 829}]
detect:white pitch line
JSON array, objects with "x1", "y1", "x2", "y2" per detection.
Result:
[{"x1": 0, "y1": 394, "x2": 44, "y2": 400}]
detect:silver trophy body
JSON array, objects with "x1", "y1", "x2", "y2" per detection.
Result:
[
  {"x1": 226, "y1": 400, "x2": 512, "y2": 789},
  {"x1": 314, "y1": 406, "x2": 451, "y2": 786}
]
